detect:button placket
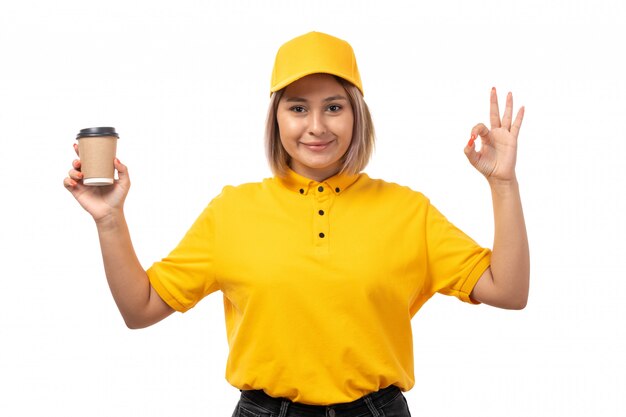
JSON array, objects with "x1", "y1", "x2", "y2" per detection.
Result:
[{"x1": 314, "y1": 183, "x2": 331, "y2": 247}]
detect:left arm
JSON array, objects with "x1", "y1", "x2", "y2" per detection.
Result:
[{"x1": 466, "y1": 88, "x2": 530, "y2": 309}]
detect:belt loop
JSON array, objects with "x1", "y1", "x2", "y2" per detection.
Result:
[
  {"x1": 364, "y1": 396, "x2": 381, "y2": 417},
  {"x1": 277, "y1": 399, "x2": 290, "y2": 417}
]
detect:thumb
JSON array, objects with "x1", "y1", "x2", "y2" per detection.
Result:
[
  {"x1": 114, "y1": 158, "x2": 131, "y2": 186},
  {"x1": 464, "y1": 134, "x2": 480, "y2": 167}
]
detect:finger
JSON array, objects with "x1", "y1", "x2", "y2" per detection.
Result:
[
  {"x1": 73, "y1": 143, "x2": 80, "y2": 156},
  {"x1": 72, "y1": 159, "x2": 82, "y2": 171},
  {"x1": 467, "y1": 133, "x2": 477, "y2": 148},
  {"x1": 501, "y1": 92, "x2": 513, "y2": 130},
  {"x1": 471, "y1": 123, "x2": 491, "y2": 145},
  {"x1": 510, "y1": 106, "x2": 525, "y2": 140},
  {"x1": 63, "y1": 176, "x2": 78, "y2": 190},
  {"x1": 464, "y1": 137, "x2": 481, "y2": 168},
  {"x1": 114, "y1": 158, "x2": 131, "y2": 186},
  {"x1": 68, "y1": 167, "x2": 84, "y2": 181},
  {"x1": 490, "y1": 87, "x2": 501, "y2": 129}
]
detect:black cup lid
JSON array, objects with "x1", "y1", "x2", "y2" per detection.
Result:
[{"x1": 77, "y1": 127, "x2": 119, "y2": 139}]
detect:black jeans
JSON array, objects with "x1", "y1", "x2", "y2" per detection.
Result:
[{"x1": 232, "y1": 385, "x2": 412, "y2": 417}]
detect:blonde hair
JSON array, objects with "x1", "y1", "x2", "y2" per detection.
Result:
[{"x1": 265, "y1": 77, "x2": 375, "y2": 177}]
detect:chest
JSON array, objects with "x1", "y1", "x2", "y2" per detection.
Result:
[{"x1": 214, "y1": 193, "x2": 427, "y2": 308}]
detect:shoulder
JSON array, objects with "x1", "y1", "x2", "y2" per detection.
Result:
[
  {"x1": 207, "y1": 177, "x2": 276, "y2": 210},
  {"x1": 218, "y1": 179, "x2": 266, "y2": 196},
  {"x1": 355, "y1": 173, "x2": 430, "y2": 204},
  {"x1": 215, "y1": 177, "x2": 273, "y2": 197}
]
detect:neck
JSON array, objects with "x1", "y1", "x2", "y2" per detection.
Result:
[{"x1": 289, "y1": 163, "x2": 341, "y2": 183}]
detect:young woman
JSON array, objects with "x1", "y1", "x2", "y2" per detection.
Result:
[{"x1": 64, "y1": 31, "x2": 529, "y2": 417}]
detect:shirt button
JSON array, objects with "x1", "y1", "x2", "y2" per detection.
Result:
[
  {"x1": 335, "y1": 187, "x2": 340, "y2": 193},
  {"x1": 328, "y1": 409, "x2": 336, "y2": 417},
  {"x1": 318, "y1": 210, "x2": 324, "y2": 216},
  {"x1": 318, "y1": 186, "x2": 324, "y2": 192},
  {"x1": 299, "y1": 188, "x2": 304, "y2": 194},
  {"x1": 319, "y1": 232, "x2": 325, "y2": 238}
]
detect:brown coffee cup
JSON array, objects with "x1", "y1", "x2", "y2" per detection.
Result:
[{"x1": 76, "y1": 127, "x2": 119, "y2": 186}]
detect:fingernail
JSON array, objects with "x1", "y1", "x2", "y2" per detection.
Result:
[{"x1": 467, "y1": 135, "x2": 476, "y2": 147}]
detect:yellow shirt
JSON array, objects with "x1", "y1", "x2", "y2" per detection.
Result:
[{"x1": 147, "y1": 169, "x2": 491, "y2": 405}]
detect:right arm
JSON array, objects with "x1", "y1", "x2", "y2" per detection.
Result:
[{"x1": 64, "y1": 144, "x2": 173, "y2": 328}]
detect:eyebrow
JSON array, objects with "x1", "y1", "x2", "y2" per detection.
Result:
[{"x1": 285, "y1": 95, "x2": 349, "y2": 103}]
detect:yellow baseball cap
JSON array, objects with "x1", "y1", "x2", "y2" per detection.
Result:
[{"x1": 270, "y1": 31, "x2": 364, "y2": 96}]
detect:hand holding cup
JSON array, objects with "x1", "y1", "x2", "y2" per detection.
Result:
[{"x1": 64, "y1": 127, "x2": 131, "y2": 222}]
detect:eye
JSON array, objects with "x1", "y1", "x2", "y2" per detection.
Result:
[
  {"x1": 327, "y1": 104, "x2": 342, "y2": 112},
  {"x1": 290, "y1": 105, "x2": 306, "y2": 113}
]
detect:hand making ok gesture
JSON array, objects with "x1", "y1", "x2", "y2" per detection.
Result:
[{"x1": 465, "y1": 88, "x2": 525, "y2": 183}]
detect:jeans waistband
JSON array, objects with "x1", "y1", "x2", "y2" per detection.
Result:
[{"x1": 240, "y1": 385, "x2": 401, "y2": 417}]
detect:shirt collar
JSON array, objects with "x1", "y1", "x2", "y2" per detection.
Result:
[{"x1": 276, "y1": 168, "x2": 361, "y2": 196}]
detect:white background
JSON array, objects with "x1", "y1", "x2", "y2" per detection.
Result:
[{"x1": 1, "y1": 0, "x2": 625, "y2": 415}]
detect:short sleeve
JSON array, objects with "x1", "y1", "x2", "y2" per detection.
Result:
[
  {"x1": 423, "y1": 201, "x2": 491, "y2": 304},
  {"x1": 147, "y1": 203, "x2": 219, "y2": 312}
]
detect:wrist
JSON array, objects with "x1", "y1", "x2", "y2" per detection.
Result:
[
  {"x1": 94, "y1": 208, "x2": 126, "y2": 232},
  {"x1": 488, "y1": 177, "x2": 519, "y2": 196}
]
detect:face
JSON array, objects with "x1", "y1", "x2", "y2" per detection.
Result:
[{"x1": 277, "y1": 73, "x2": 354, "y2": 182}]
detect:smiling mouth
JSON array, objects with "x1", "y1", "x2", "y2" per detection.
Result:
[{"x1": 301, "y1": 140, "x2": 335, "y2": 151}]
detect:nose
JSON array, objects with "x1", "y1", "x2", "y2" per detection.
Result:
[{"x1": 308, "y1": 110, "x2": 326, "y2": 136}]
